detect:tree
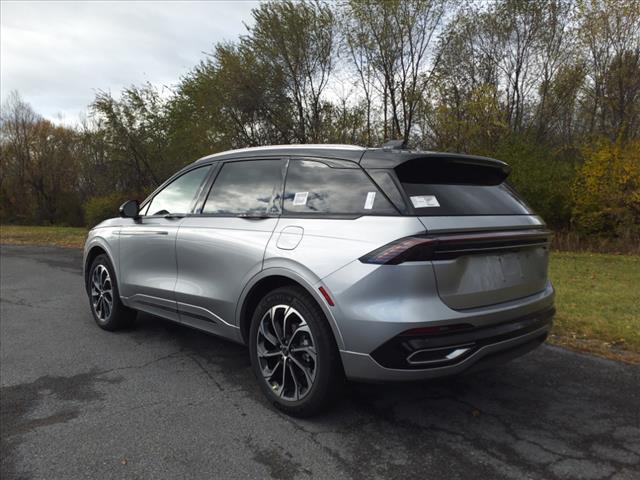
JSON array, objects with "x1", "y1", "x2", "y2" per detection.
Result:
[
  {"x1": 577, "y1": 0, "x2": 640, "y2": 139},
  {"x1": 2, "y1": 0, "x2": 640, "y2": 238},
  {"x1": 572, "y1": 138, "x2": 640, "y2": 236},
  {"x1": 91, "y1": 84, "x2": 169, "y2": 192},
  {"x1": 248, "y1": 0, "x2": 335, "y2": 143},
  {"x1": 534, "y1": 0, "x2": 577, "y2": 141},
  {"x1": 343, "y1": 0, "x2": 449, "y2": 144},
  {"x1": 0, "y1": 92, "x2": 83, "y2": 225}
]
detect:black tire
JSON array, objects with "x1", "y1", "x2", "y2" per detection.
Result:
[
  {"x1": 249, "y1": 286, "x2": 342, "y2": 417},
  {"x1": 87, "y1": 254, "x2": 136, "y2": 331}
]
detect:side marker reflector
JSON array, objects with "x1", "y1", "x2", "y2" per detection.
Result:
[{"x1": 318, "y1": 286, "x2": 334, "y2": 306}]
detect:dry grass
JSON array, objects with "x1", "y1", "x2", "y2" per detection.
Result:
[
  {"x1": 0, "y1": 225, "x2": 87, "y2": 248},
  {"x1": 552, "y1": 230, "x2": 640, "y2": 255}
]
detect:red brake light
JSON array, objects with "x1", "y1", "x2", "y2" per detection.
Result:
[
  {"x1": 359, "y1": 236, "x2": 435, "y2": 265},
  {"x1": 360, "y1": 229, "x2": 551, "y2": 265},
  {"x1": 359, "y1": 229, "x2": 551, "y2": 265}
]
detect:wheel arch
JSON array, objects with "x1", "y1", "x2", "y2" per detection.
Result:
[
  {"x1": 84, "y1": 240, "x2": 117, "y2": 295},
  {"x1": 236, "y1": 268, "x2": 345, "y2": 350}
]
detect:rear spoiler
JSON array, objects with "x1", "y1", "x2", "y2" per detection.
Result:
[{"x1": 359, "y1": 149, "x2": 511, "y2": 177}]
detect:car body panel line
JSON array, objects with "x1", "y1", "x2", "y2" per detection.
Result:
[{"x1": 176, "y1": 301, "x2": 238, "y2": 329}]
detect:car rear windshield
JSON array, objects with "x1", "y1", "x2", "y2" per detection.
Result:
[{"x1": 391, "y1": 157, "x2": 533, "y2": 216}]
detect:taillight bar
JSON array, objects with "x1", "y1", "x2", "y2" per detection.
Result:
[{"x1": 359, "y1": 229, "x2": 552, "y2": 265}]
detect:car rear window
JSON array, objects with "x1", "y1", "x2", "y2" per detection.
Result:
[
  {"x1": 392, "y1": 157, "x2": 533, "y2": 216},
  {"x1": 284, "y1": 160, "x2": 397, "y2": 216}
]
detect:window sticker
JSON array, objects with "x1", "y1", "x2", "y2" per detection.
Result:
[
  {"x1": 292, "y1": 191, "x2": 309, "y2": 206},
  {"x1": 364, "y1": 192, "x2": 376, "y2": 210},
  {"x1": 410, "y1": 195, "x2": 440, "y2": 208}
]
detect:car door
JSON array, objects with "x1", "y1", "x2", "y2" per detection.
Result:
[
  {"x1": 174, "y1": 158, "x2": 285, "y2": 337},
  {"x1": 118, "y1": 164, "x2": 212, "y2": 321}
]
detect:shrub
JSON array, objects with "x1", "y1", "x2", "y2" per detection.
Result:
[
  {"x1": 493, "y1": 136, "x2": 577, "y2": 229},
  {"x1": 55, "y1": 192, "x2": 85, "y2": 227},
  {"x1": 84, "y1": 194, "x2": 126, "y2": 227},
  {"x1": 572, "y1": 139, "x2": 640, "y2": 237}
]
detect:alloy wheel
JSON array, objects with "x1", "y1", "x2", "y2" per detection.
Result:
[
  {"x1": 256, "y1": 304, "x2": 317, "y2": 401},
  {"x1": 90, "y1": 264, "x2": 113, "y2": 322}
]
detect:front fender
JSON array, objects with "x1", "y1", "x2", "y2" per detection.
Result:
[{"x1": 83, "y1": 227, "x2": 120, "y2": 292}]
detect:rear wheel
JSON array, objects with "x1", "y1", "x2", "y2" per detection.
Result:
[
  {"x1": 249, "y1": 286, "x2": 342, "y2": 417},
  {"x1": 88, "y1": 254, "x2": 135, "y2": 331}
]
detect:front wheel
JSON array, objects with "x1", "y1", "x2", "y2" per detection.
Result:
[
  {"x1": 88, "y1": 254, "x2": 136, "y2": 331},
  {"x1": 249, "y1": 286, "x2": 342, "y2": 417}
]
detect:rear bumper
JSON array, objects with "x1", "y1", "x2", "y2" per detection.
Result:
[{"x1": 340, "y1": 307, "x2": 553, "y2": 382}]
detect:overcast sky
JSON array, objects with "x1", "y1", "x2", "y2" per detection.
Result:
[{"x1": 1, "y1": 0, "x2": 261, "y2": 123}]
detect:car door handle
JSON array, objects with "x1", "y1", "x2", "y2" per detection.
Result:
[
  {"x1": 163, "y1": 214, "x2": 185, "y2": 220},
  {"x1": 238, "y1": 214, "x2": 271, "y2": 219}
]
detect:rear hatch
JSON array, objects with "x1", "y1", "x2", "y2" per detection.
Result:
[{"x1": 367, "y1": 154, "x2": 550, "y2": 310}]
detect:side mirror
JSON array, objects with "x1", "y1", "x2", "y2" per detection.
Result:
[{"x1": 119, "y1": 200, "x2": 140, "y2": 219}]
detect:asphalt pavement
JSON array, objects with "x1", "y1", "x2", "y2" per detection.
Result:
[{"x1": 1, "y1": 244, "x2": 639, "y2": 480}]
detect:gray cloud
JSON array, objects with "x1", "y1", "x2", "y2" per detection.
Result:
[{"x1": 1, "y1": 0, "x2": 260, "y2": 123}]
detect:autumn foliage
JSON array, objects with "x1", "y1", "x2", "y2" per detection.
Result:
[
  {"x1": 1, "y1": 0, "x2": 638, "y2": 250},
  {"x1": 572, "y1": 140, "x2": 640, "y2": 237}
]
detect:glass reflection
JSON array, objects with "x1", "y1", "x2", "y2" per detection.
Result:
[
  {"x1": 284, "y1": 160, "x2": 395, "y2": 215},
  {"x1": 203, "y1": 160, "x2": 283, "y2": 215},
  {"x1": 147, "y1": 166, "x2": 211, "y2": 215}
]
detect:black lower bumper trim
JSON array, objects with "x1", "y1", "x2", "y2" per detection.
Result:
[
  {"x1": 371, "y1": 306, "x2": 555, "y2": 369},
  {"x1": 462, "y1": 332, "x2": 548, "y2": 375}
]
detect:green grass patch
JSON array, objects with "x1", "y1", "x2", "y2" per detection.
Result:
[
  {"x1": 0, "y1": 225, "x2": 87, "y2": 248},
  {"x1": 549, "y1": 251, "x2": 640, "y2": 361}
]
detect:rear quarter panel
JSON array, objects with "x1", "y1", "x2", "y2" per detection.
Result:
[
  {"x1": 263, "y1": 216, "x2": 427, "y2": 280},
  {"x1": 261, "y1": 216, "x2": 427, "y2": 349}
]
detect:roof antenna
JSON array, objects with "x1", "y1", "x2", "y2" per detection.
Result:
[{"x1": 382, "y1": 139, "x2": 407, "y2": 150}]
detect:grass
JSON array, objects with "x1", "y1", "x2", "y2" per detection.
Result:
[
  {"x1": 1, "y1": 225, "x2": 639, "y2": 362},
  {"x1": 553, "y1": 230, "x2": 640, "y2": 255},
  {"x1": 548, "y1": 251, "x2": 640, "y2": 363},
  {"x1": 0, "y1": 224, "x2": 87, "y2": 248}
]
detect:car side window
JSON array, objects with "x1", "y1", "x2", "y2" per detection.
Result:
[
  {"x1": 202, "y1": 159, "x2": 284, "y2": 216},
  {"x1": 145, "y1": 165, "x2": 211, "y2": 216},
  {"x1": 283, "y1": 160, "x2": 397, "y2": 215}
]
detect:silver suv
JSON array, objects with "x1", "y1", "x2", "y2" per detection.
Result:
[{"x1": 84, "y1": 144, "x2": 554, "y2": 416}]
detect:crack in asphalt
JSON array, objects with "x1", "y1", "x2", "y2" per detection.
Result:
[
  {"x1": 92, "y1": 350, "x2": 187, "y2": 377},
  {"x1": 186, "y1": 353, "x2": 226, "y2": 393}
]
